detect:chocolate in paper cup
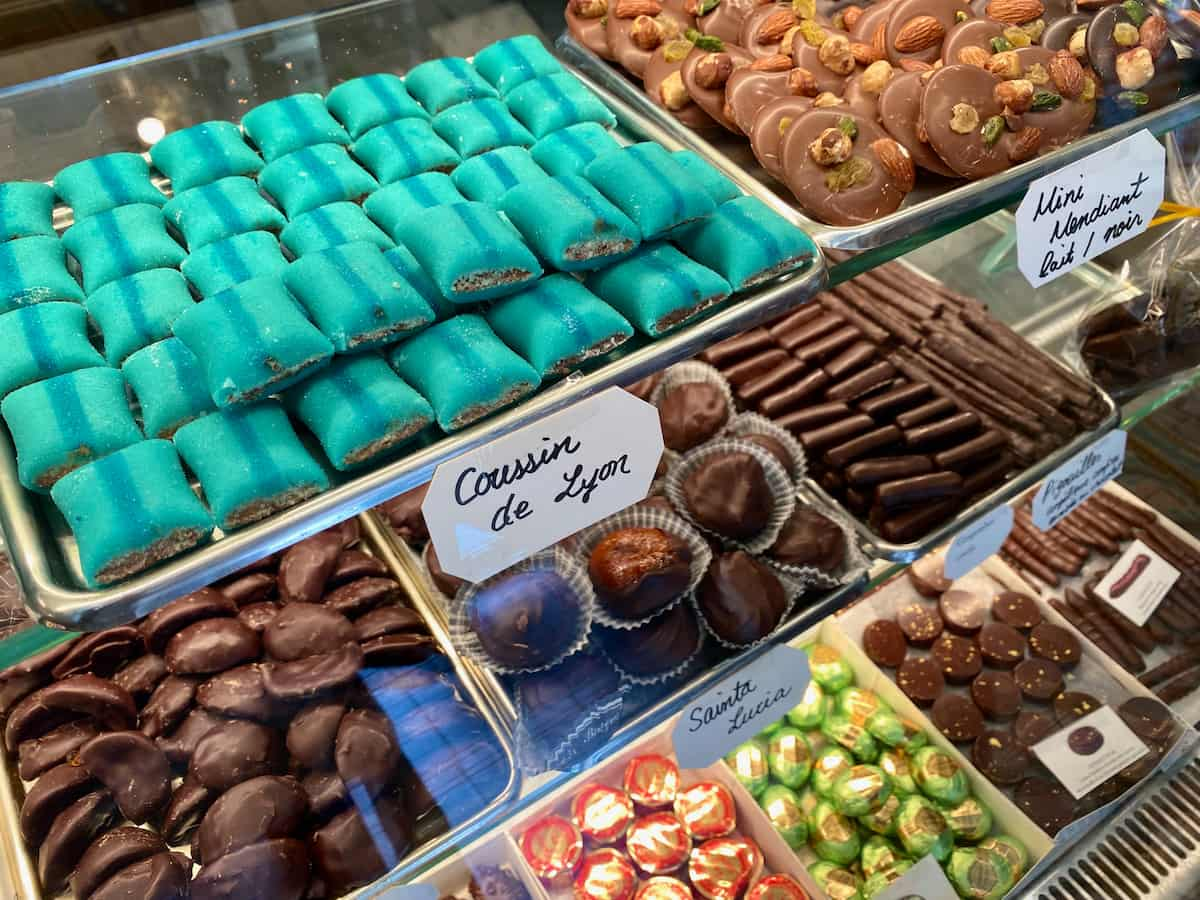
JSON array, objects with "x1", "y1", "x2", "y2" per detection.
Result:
[
  {"x1": 691, "y1": 557, "x2": 804, "y2": 651},
  {"x1": 593, "y1": 601, "x2": 706, "y2": 686},
  {"x1": 448, "y1": 546, "x2": 594, "y2": 676},
  {"x1": 665, "y1": 438, "x2": 796, "y2": 554},
  {"x1": 420, "y1": 542, "x2": 467, "y2": 609},
  {"x1": 650, "y1": 360, "x2": 736, "y2": 453},
  {"x1": 762, "y1": 501, "x2": 869, "y2": 590},
  {"x1": 724, "y1": 412, "x2": 808, "y2": 485},
  {"x1": 574, "y1": 505, "x2": 713, "y2": 629}
]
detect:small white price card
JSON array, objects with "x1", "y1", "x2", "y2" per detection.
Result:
[
  {"x1": 1032, "y1": 705, "x2": 1149, "y2": 800},
  {"x1": 1094, "y1": 538, "x2": 1180, "y2": 626},
  {"x1": 874, "y1": 854, "x2": 959, "y2": 900},
  {"x1": 672, "y1": 644, "x2": 811, "y2": 768},
  {"x1": 1031, "y1": 430, "x2": 1127, "y2": 531},
  {"x1": 423, "y1": 387, "x2": 663, "y2": 583},
  {"x1": 1016, "y1": 130, "x2": 1164, "y2": 288},
  {"x1": 944, "y1": 505, "x2": 1014, "y2": 580}
]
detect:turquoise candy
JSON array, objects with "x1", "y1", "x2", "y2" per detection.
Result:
[
  {"x1": 62, "y1": 204, "x2": 186, "y2": 294},
  {"x1": 485, "y1": 274, "x2": 632, "y2": 377},
  {"x1": 674, "y1": 196, "x2": 816, "y2": 289},
  {"x1": 282, "y1": 241, "x2": 435, "y2": 351},
  {"x1": 241, "y1": 93, "x2": 351, "y2": 162},
  {"x1": 0, "y1": 236, "x2": 85, "y2": 311},
  {"x1": 363, "y1": 174, "x2": 466, "y2": 240},
  {"x1": 326, "y1": 73, "x2": 427, "y2": 139},
  {"x1": 672, "y1": 150, "x2": 741, "y2": 205},
  {"x1": 173, "y1": 276, "x2": 334, "y2": 407},
  {"x1": 280, "y1": 202, "x2": 392, "y2": 257},
  {"x1": 531, "y1": 123, "x2": 621, "y2": 177},
  {"x1": 1, "y1": 367, "x2": 142, "y2": 492},
  {"x1": 0, "y1": 182, "x2": 56, "y2": 241},
  {"x1": 284, "y1": 354, "x2": 434, "y2": 470},
  {"x1": 392, "y1": 202, "x2": 542, "y2": 303},
  {"x1": 583, "y1": 143, "x2": 716, "y2": 239},
  {"x1": 50, "y1": 439, "x2": 212, "y2": 586},
  {"x1": 431, "y1": 99, "x2": 535, "y2": 159},
  {"x1": 181, "y1": 231, "x2": 289, "y2": 298},
  {"x1": 87, "y1": 269, "x2": 195, "y2": 366},
  {"x1": 173, "y1": 402, "x2": 329, "y2": 530},
  {"x1": 584, "y1": 242, "x2": 730, "y2": 337},
  {"x1": 474, "y1": 35, "x2": 564, "y2": 95},
  {"x1": 149, "y1": 121, "x2": 264, "y2": 192},
  {"x1": 258, "y1": 143, "x2": 378, "y2": 218},
  {"x1": 451, "y1": 147, "x2": 549, "y2": 205},
  {"x1": 54, "y1": 153, "x2": 165, "y2": 221},
  {"x1": 350, "y1": 119, "x2": 460, "y2": 185},
  {"x1": 122, "y1": 338, "x2": 216, "y2": 439},
  {"x1": 0, "y1": 302, "x2": 104, "y2": 399},
  {"x1": 388, "y1": 314, "x2": 541, "y2": 431},
  {"x1": 162, "y1": 176, "x2": 286, "y2": 250},
  {"x1": 405, "y1": 57, "x2": 497, "y2": 115},
  {"x1": 504, "y1": 73, "x2": 617, "y2": 139},
  {"x1": 500, "y1": 174, "x2": 640, "y2": 271},
  {"x1": 383, "y1": 245, "x2": 454, "y2": 321}
]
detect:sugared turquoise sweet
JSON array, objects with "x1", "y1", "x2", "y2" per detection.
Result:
[
  {"x1": 258, "y1": 143, "x2": 378, "y2": 218},
  {"x1": 240, "y1": 93, "x2": 351, "y2": 161},
  {"x1": 62, "y1": 204, "x2": 186, "y2": 294},
  {"x1": 181, "y1": 230, "x2": 289, "y2": 298},
  {"x1": 672, "y1": 150, "x2": 741, "y2": 205},
  {"x1": 530, "y1": 122, "x2": 621, "y2": 177},
  {"x1": 326, "y1": 73, "x2": 428, "y2": 139},
  {"x1": 54, "y1": 153, "x2": 165, "y2": 221},
  {"x1": 451, "y1": 147, "x2": 549, "y2": 204},
  {"x1": 584, "y1": 242, "x2": 731, "y2": 337},
  {"x1": 383, "y1": 245, "x2": 454, "y2": 320},
  {"x1": 388, "y1": 314, "x2": 541, "y2": 431},
  {"x1": 363, "y1": 173, "x2": 466, "y2": 239},
  {"x1": 391, "y1": 202, "x2": 542, "y2": 303},
  {"x1": 122, "y1": 338, "x2": 215, "y2": 439},
  {"x1": 87, "y1": 268, "x2": 195, "y2": 366},
  {"x1": 431, "y1": 99, "x2": 535, "y2": 159},
  {"x1": 162, "y1": 176, "x2": 286, "y2": 250},
  {"x1": 173, "y1": 275, "x2": 334, "y2": 407},
  {"x1": 474, "y1": 35, "x2": 564, "y2": 95},
  {"x1": 674, "y1": 196, "x2": 816, "y2": 289},
  {"x1": 350, "y1": 119, "x2": 460, "y2": 185},
  {"x1": 0, "y1": 302, "x2": 104, "y2": 399},
  {"x1": 0, "y1": 182, "x2": 56, "y2": 241},
  {"x1": 485, "y1": 274, "x2": 632, "y2": 377},
  {"x1": 50, "y1": 439, "x2": 212, "y2": 586},
  {"x1": 282, "y1": 241, "x2": 435, "y2": 352},
  {"x1": 284, "y1": 354, "x2": 434, "y2": 470},
  {"x1": 504, "y1": 73, "x2": 617, "y2": 139},
  {"x1": 583, "y1": 143, "x2": 716, "y2": 239},
  {"x1": 0, "y1": 236, "x2": 85, "y2": 311},
  {"x1": 173, "y1": 402, "x2": 329, "y2": 530},
  {"x1": 500, "y1": 174, "x2": 640, "y2": 271},
  {"x1": 280, "y1": 201, "x2": 392, "y2": 256},
  {"x1": 149, "y1": 121, "x2": 265, "y2": 192},
  {"x1": 1, "y1": 366, "x2": 143, "y2": 492},
  {"x1": 404, "y1": 57, "x2": 497, "y2": 115}
]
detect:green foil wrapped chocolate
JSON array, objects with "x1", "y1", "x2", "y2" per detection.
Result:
[
  {"x1": 725, "y1": 738, "x2": 771, "y2": 796},
  {"x1": 860, "y1": 835, "x2": 908, "y2": 879},
  {"x1": 836, "y1": 686, "x2": 889, "y2": 725},
  {"x1": 912, "y1": 746, "x2": 969, "y2": 806},
  {"x1": 787, "y1": 681, "x2": 830, "y2": 729},
  {"x1": 809, "y1": 799, "x2": 862, "y2": 865},
  {"x1": 798, "y1": 786, "x2": 822, "y2": 820},
  {"x1": 861, "y1": 861, "x2": 914, "y2": 899},
  {"x1": 767, "y1": 726, "x2": 813, "y2": 788},
  {"x1": 808, "y1": 862, "x2": 863, "y2": 900},
  {"x1": 878, "y1": 749, "x2": 918, "y2": 795},
  {"x1": 895, "y1": 795, "x2": 954, "y2": 862},
  {"x1": 760, "y1": 719, "x2": 784, "y2": 738},
  {"x1": 831, "y1": 764, "x2": 892, "y2": 817},
  {"x1": 939, "y1": 794, "x2": 993, "y2": 842},
  {"x1": 808, "y1": 644, "x2": 855, "y2": 692},
  {"x1": 899, "y1": 720, "x2": 929, "y2": 753},
  {"x1": 858, "y1": 791, "x2": 901, "y2": 836},
  {"x1": 977, "y1": 835, "x2": 1028, "y2": 880},
  {"x1": 759, "y1": 783, "x2": 808, "y2": 848},
  {"x1": 865, "y1": 709, "x2": 906, "y2": 747},
  {"x1": 947, "y1": 846, "x2": 1016, "y2": 899},
  {"x1": 812, "y1": 745, "x2": 856, "y2": 797},
  {"x1": 821, "y1": 713, "x2": 879, "y2": 763}
]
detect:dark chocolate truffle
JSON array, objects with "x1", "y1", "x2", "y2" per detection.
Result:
[
  {"x1": 697, "y1": 551, "x2": 788, "y2": 645},
  {"x1": 681, "y1": 451, "x2": 774, "y2": 540},
  {"x1": 588, "y1": 527, "x2": 693, "y2": 620},
  {"x1": 768, "y1": 507, "x2": 845, "y2": 572},
  {"x1": 658, "y1": 381, "x2": 729, "y2": 452},
  {"x1": 596, "y1": 604, "x2": 700, "y2": 676},
  {"x1": 467, "y1": 571, "x2": 582, "y2": 669},
  {"x1": 739, "y1": 433, "x2": 793, "y2": 473}
]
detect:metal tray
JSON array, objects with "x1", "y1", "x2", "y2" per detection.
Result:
[
  {"x1": 0, "y1": 515, "x2": 522, "y2": 900},
  {"x1": 558, "y1": 33, "x2": 1200, "y2": 251}
]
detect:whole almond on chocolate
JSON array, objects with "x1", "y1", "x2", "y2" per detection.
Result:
[
  {"x1": 899, "y1": 58, "x2": 934, "y2": 72},
  {"x1": 851, "y1": 41, "x2": 881, "y2": 64},
  {"x1": 751, "y1": 53, "x2": 793, "y2": 71},
  {"x1": 1009, "y1": 126, "x2": 1042, "y2": 162},
  {"x1": 695, "y1": 52, "x2": 736, "y2": 88},
  {"x1": 957, "y1": 45, "x2": 991, "y2": 67},
  {"x1": 757, "y1": 9, "x2": 799, "y2": 43},
  {"x1": 871, "y1": 23, "x2": 887, "y2": 59},
  {"x1": 615, "y1": 0, "x2": 663, "y2": 15},
  {"x1": 894, "y1": 15, "x2": 946, "y2": 53},
  {"x1": 871, "y1": 138, "x2": 915, "y2": 191},
  {"x1": 1139, "y1": 15, "x2": 1168, "y2": 58},
  {"x1": 986, "y1": 0, "x2": 1043, "y2": 23},
  {"x1": 1048, "y1": 50, "x2": 1085, "y2": 97}
]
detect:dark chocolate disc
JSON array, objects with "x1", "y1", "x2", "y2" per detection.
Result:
[
  {"x1": 360, "y1": 633, "x2": 439, "y2": 666},
  {"x1": 51, "y1": 626, "x2": 143, "y2": 680},
  {"x1": 17, "y1": 721, "x2": 98, "y2": 781},
  {"x1": 277, "y1": 531, "x2": 344, "y2": 605},
  {"x1": 326, "y1": 575, "x2": 403, "y2": 618},
  {"x1": 164, "y1": 618, "x2": 260, "y2": 675},
  {"x1": 932, "y1": 693, "x2": 985, "y2": 742},
  {"x1": 302, "y1": 771, "x2": 349, "y2": 822},
  {"x1": 863, "y1": 620, "x2": 909, "y2": 668},
  {"x1": 189, "y1": 719, "x2": 281, "y2": 792},
  {"x1": 328, "y1": 550, "x2": 388, "y2": 587},
  {"x1": 197, "y1": 775, "x2": 307, "y2": 865},
  {"x1": 19, "y1": 762, "x2": 96, "y2": 847},
  {"x1": 727, "y1": 67, "x2": 793, "y2": 135},
  {"x1": 286, "y1": 702, "x2": 346, "y2": 771},
  {"x1": 1014, "y1": 657, "x2": 1064, "y2": 702},
  {"x1": 140, "y1": 589, "x2": 238, "y2": 655},
  {"x1": 140, "y1": 675, "x2": 198, "y2": 739},
  {"x1": 931, "y1": 633, "x2": 982, "y2": 684},
  {"x1": 335, "y1": 709, "x2": 403, "y2": 800},
  {"x1": 156, "y1": 708, "x2": 227, "y2": 768},
  {"x1": 1053, "y1": 690, "x2": 1102, "y2": 723},
  {"x1": 38, "y1": 791, "x2": 119, "y2": 895},
  {"x1": 1118, "y1": 697, "x2": 1175, "y2": 743},
  {"x1": 191, "y1": 838, "x2": 310, "y2": 900},
  {"x1": 878, "y1": 70, "x2": 960, "y2": 176},
  {"x1": 971, "y1": 670, "x2": 1022, "y2": 720},
  {"x1": 112, "y1": 654, "x2": 168, "y2": 702},
  {"x1": 939, "y1": 587, "x2": 990, "y2": 635},
  {"x1": 897, "y1": 600, "x2": 944, "y2": 647},
  {"x1": 354, "y1": 606, "x2": 427, "y2": 642},
  {"x1": 89, "y1": 851, "x2": 189, "y2": 900},
  {"x1": 238, "y1": 601, "x2": 281, "y2": 633},
  {"x1": 5, "y1": 675, "x2": 137, "y2": 751},
  {"x1": 79, "y1": 731, "x2": 172, "y2": 824},
  {"x1": 682, "y1": 44, "x2": 756, "y2": 132},
  {"x1": 897, "y1": 656, "x2": 945, "y2": 706},
  {"x1": 1042, "y1": 13, "x2": 1089, "y2": 51},
  {"x1": 749, "y1": 94, "x2": 815, "y2": 178},
  {"x1": 1012, "y1": 709, "x2": 1057, "y2": 748},
  {"x1": 74, "y1": 827, "x2": 167, "y2": 900},
  {"x1": 921, "y1": 63, "x2": 1024, "y2": 179},
  {"x1": 972, "y1": 730, "x2": 1031, "y2": 785},
  {"x1": 263, "y1": 603, "x2": 356, "y2": 662},
  {"x1": 261, "y1": 642, "x2": 364, "y2": 701},
  {"x1": 1029, "y1": 623, "x2": 1081, "y2": 667},
  {"x1": 311, "y1": 798, "x2": 412, "y2": 895},
  {"x1": 1015, "y1": 776, "x2": 1076, "y2": 835},
  {"x1": 978, "y1": 622, "x2": 1026, "y2": 668},
  {"x1": 992, "y1": 591, "x2": 1042, "y2": 631},
  {"x1": 161, "y1": 777, "x2": 214, "y2": 845},
  {"x1": 196, "y1": 664, "x2": 280, "y2": 722}
]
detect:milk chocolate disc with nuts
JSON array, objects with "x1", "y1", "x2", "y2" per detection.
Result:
[
  {"x1": 791, "y1": 26, "x2": 862, "y2": 94},
  {"x1": 567, "y1": 1, "x2": 616, "y2": 60},
  {"x1": 682, "y1": 44, "x2": 756, "y2": 131},
  {"x1": 699, "y1": 0, "x2": 762, "y2": 43},
  {"x1": 1042, "y1": 13, "x2": 1089, "y2": 52},
  {"x1": 842, "y1": 67, "x2": 893, "y2": 120},
  {"x1": 645, "y1": 42, "x2": 723, "y2": 129},
  {"x1": 1086, "y1": 2, "x2": 1179, "y2": 122},
  {"x1": 921, "y1": 63, "x2": 1025, "y2": 178},
  {"x1": 850, "y1": 0, "x2": 898, "y2": 48},
  {"x1": 940, "y1": 18, "x2": 1004, "y2": 66},
  {"x1": 1010, "y1": 46, "x2": 1096, "y2": 150},
  {"x1": 885, "y1": 0, "x2": 974, "y2": 66},
  {"x1": 740, "y1": 3, "x2": 800, "y2": 58},
  {"x1": 608, "y1": 0, "x2": 697, "y2": 79},
  {"x1": 749, "y1": 95, "x2": 816, "y2": 178},
  {"x1": 727, "y1": 68, "x2": 794, "y2": 134},
  {"x1": 971, "y1": 670, "x2": 1022, "y2": 720}
]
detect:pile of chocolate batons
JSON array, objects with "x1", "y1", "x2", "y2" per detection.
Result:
[{"x1": 566, "y1": 0, "x2": 1192, "y2": 224}]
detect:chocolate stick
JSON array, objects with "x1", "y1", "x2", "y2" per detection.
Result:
[
  {"x1": 1055, "y1": 515, "x2": 1120, "y2": 556},
  {"x1": 1015, "y1": 508, "x2": 1091, "y2": 561},
  {"x1": 1145, "y1": 613, "x2": 1175, "y2": 645},
  {"x1": 853, "y1": 270, "x2": 943, "y2": 320},
  {"x1": 1139, "y1": 652, "x2": 1200, "y2": 687},
  {"x1": 1007, "y1": 524, "x2": 1079, "y2": 575},
  {"x1": 1077, "y1": 503, "x2": 1135, "y2": 541},
  {"x1": 1002, "y1": 538, "x2": 1059, "y2": 586},
  {"x1": 816, "y1": 292, "x2": 891, "y2": 346},
  {"x1": 767, "y1": 304, "x2": 825, "y2": 340},
  {"x1": 939, "y1": 318, "x2": 1068, "y2": 410},
  {"x1": 701, "y1": 327, "x2": 775, "y2": 366},
  {"x1": 1156, "y1": 667, "x2": 1200, "y2": 703},
  {"x1": 1011, "y1": 513, "x2": 1087, "y2": 571},
  {"x1": 864, "y1": 263, "x2": 964, "y2": 312},
  {"x1": 832, "y1": 282, "x2": 924, "y2": 348},
  {"x1": 1002, "y1": 551, "x2": 1047, "y2": 589},
  {"x1": 1048, "y1": 597, "x2": 1122, "y2": 662},
  {"x1": 1074, "y1": 585, "x2": 1157, "y2": 654},
  {"x1": 1065, "y1": 588, "x2": 1149, "y2": 669},
  {"x1": 1089, "y1": 490, "x2": 1157, "y2": 530}
]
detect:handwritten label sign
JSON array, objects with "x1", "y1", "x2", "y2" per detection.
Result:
[
  {"x1": 1095, "y1": 538, "x2": 1180, "y2": 626},
  {"x1": 1016, "y1": 130, "x2": 1164, "y2": 287},
  {"x1": 874, "y1": 855, "x2": 959, "y2": 900},
  {"x1": 944, "y1": 505, "x2": 1014, "y2": 580},
  {"x1": 1031, "y1": 430, "x2": 1126, "y2": 531},
  {"x1": 423, "y1": 387, "x2": 663, "y2": 583},
  {"x1": 673, "y1": 644, "x2": 811, "y2": 768},
  {"x1": 1033, "y1": 705, "x2": 1149, "y2": 799}
]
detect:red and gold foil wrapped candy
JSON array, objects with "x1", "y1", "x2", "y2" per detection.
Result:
[
  {"x1": 572, "y1": 784, "x2": 636, "y2": 844},
  {"x1": 623, "y1": 754, "x2": 680, "y2": 808},
  {"x1": 673, "y1": 781, "x2": 737, "y2": 840},
  {"x1": 635, "y1": 876, "x2": 695, "y2": 900},
  {"x1": 574, "y1": 848, "x2": 639, "y2": 900},
  {"x1": 687, "y1": 836, "x2": 764, "y2": 900},
  {"x1": 626, "y1": 811, "x2": 692, "y2": 875},
  {"x1": 745, "y1": 874, "x2": 811, "y2": 900},
  {"x1": 520, "y1": 815, "x2": 585, "y2": 887}
]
